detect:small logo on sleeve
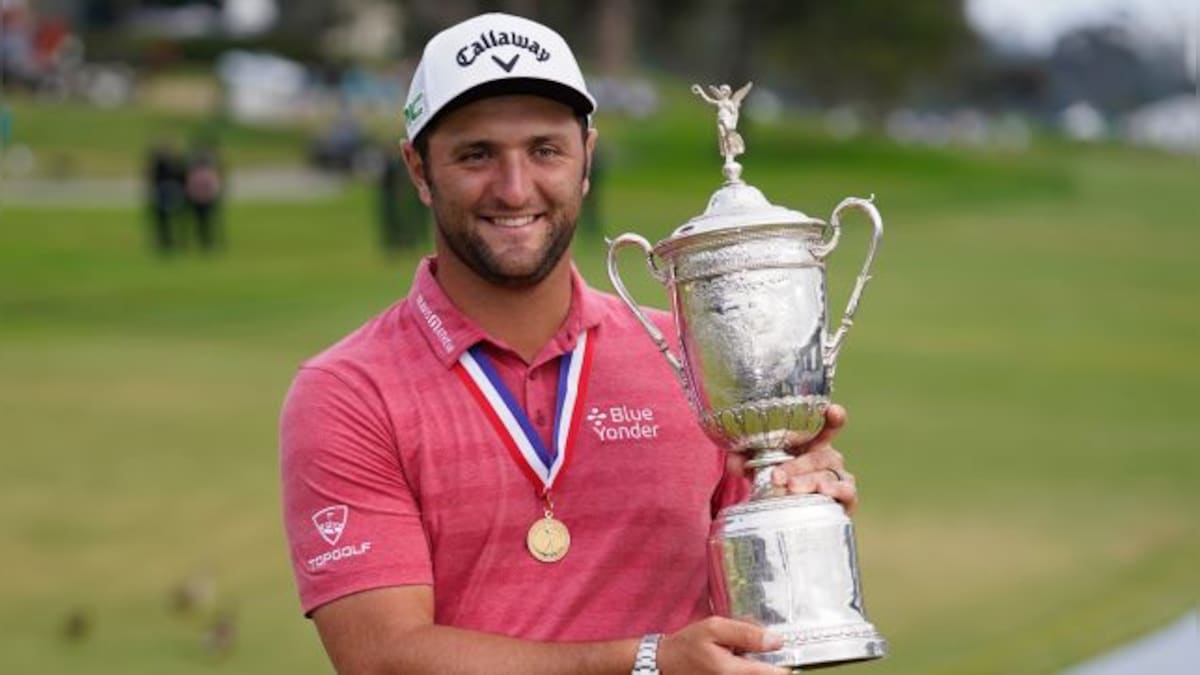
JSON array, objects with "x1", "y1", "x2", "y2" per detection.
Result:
[
  {"x1": 307, "y1": 505, "x2": 373, "y2": 571},
  {"x1": 312, "y1": 505, "x2": 348, "y2": 545}
]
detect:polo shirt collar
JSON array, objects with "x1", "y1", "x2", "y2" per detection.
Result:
[{"x1": 405, "y1": 256, "x2": 605, "y2": 368}]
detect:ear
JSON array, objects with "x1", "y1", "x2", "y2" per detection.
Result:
[
  {"x1": 581, "y1": 127, "x2": 598, "y2": 197},
  {"x1": 400, "y1": 140, "x2": 434, "y2": 206}
]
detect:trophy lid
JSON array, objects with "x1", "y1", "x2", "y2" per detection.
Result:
[
  {"x1": 670, "y1": 180, "x2": 819, "y2": 240},
  {"x1": 663, "y1": 82, "x2": 825, "y2": 246}
]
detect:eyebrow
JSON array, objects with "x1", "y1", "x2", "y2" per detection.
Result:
[
  {"x1": 447, "y1": 132, "x2": 573, "y2": 155},
  {"x1": 448, "y1": 139, "x2": 494, "y2": 155},
  {"x1": 528, "y1": 133, "x2": 571, "y2": 146}
]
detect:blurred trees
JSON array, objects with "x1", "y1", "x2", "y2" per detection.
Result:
[
  {"x1": 58, "y1": 0, "x2": 979, "y2": 111},
  {"x1": 964, "y1": 21, "x2": 1195, "y2": 116},
  {"x1": 40, "y1": 0, "x2": 1195, "y2": 119},
  {"x1": 1044, "y1": 25, "x2": 1194, "y2": 113},
  {"x1": 640, "y1": 0, "x2": 979, "y2": 112},
  {"x1": 401, "y1": 0, "x2": 979, "y2": 112}
]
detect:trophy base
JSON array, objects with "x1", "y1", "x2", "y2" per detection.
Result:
[
  {"x1": 709, "y1": 494, "x2": 887, "y2": 669},
  {"x1": 748, "y1": 628, "x2": 887, "y2": 670}
]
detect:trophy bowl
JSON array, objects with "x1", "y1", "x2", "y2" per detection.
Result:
[{"x1": 664, "y1": 223, "x2": 831, "y2": 461}]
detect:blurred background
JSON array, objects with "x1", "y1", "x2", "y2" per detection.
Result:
[{"x1": 1, "y1": 1, "x2": 1196, "y2": 673}]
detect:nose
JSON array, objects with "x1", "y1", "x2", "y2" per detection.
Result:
[{"x1": 491, "y1": 152, "x2": 533, "y2": 208}]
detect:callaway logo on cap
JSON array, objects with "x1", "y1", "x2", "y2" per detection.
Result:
[{"x1": 404, "y1": 13, "x2": 596, "y2": 141}]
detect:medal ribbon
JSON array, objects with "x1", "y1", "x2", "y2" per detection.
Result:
[{"x1": 455, "y1": 331, "x2": 594, "y2": 496}]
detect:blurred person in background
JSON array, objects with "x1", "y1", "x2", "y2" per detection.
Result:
[
  {"x1": 378, "y1": 147, "x2": 427, "y2": 255},
  {"x1": 280, "y1": 12, "x2": 860, "y2": 675},
  {"x1": 145, "y1": 140, "x2": 185, "y2": 255},
  {"x1": 0, "y1": 1, "x2": 36, "y2": 88},
  {"x1": 577, "y1": 142, "x2": 606, "y2": 238},
  {"x1": 183, "y1": 142, "x2": 224, "y2": 253}
]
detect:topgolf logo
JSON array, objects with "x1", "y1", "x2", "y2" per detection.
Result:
[
  {"x1": 307, "y1": 505, "x2": 373, "y2": 572},
  {"x1": 312, "y1": 505, "x2": 348, "y2": 546}
]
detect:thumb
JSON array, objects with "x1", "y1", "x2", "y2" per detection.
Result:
[
  {"x1": 710, "y1": 618, "x2": 785, "y2": 653},
  {"x1": 803, "y1": 403, "x2": 847, "y2": 449}
]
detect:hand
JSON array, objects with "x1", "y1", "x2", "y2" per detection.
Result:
[
  {"x1": 656, "y1": 616, "x2": 790, "y2": 675},
  {"x1": 726, "y1": 404, "x2": 859, "y2": 514}
]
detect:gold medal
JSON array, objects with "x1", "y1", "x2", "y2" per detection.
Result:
[
  {"x1": 457, "y1": 338, "x2": 591, "y2": 565},
  {"x1": 526, "y1": 514, "x2": 571, "y2": 563}
]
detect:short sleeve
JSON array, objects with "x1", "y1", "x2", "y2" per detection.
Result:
[{"x1": 280, "y1": 366, "x2": 432, "y2": 616}]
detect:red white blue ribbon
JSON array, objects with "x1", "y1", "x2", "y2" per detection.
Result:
[{"x1": 455, "y1": 331, "x2": 594, "y2": 496}]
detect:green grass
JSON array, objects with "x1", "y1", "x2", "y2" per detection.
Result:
[
  {"x1": 2, "y1": 95, "x2": 309, "y2": 177},
  {"x1": 1, "y1": 99, "x2": 1198, "y2": 674}
]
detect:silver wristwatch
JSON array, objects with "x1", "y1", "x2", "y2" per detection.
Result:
[{"x1": 632, "y1": 633, "x2": 662, "y2": 675}]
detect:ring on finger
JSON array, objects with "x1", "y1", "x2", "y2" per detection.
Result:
[{"x1": 824, "y1": 467, "x2": 845, "y2": 482}]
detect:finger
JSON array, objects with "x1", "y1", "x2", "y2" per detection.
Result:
[
  {"x1": 786, "y1": 471, "x2": 858, "y2": 512},
  {"x1": 706, "y1": 617, "x2": 785, "y2": 654},
  {"x1": 819, "y1": 474, "x2": 859, "y2": 515},
  {"x1": 786, "y1": 468, "x2": 856, "y2": 491},
  {"x1": 779, "y1": 405, "x2": 847, "y2": 457},
  {"x1": 715, "y1": 623, "x2": 792, "y2": 675},
  {"x1": 806, "y1": 403, "x2": 847, "y2": 448},
  {"x1": 713, "y1": 651, "x2": 790, "y2": 675},
  {"x1": 738, "y1": 660, "x2": 792, "y2": 675},
  {"x1": 770, "y1": 445, "x2": 845, "y2": 485},
  {"x1": 826, "y1": 403, "x2": 847, "y2": 428}
]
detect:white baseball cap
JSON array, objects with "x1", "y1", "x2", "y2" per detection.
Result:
[{"x1": 403, "y1": 12, "x2": 596, "y2": 141}]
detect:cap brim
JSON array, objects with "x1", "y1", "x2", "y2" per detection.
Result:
[{"x1": 414, "y1": 78, "x2": 594, "y2": 142}]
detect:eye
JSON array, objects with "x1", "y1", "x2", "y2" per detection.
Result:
[
  {"x1": 532, "y1": 144, "x2": 562, "y2": 159},
  {"x1": 456, "y1": 147, "x2": 491, "y2": 163}
]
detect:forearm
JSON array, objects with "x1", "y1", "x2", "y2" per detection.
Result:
[{"x1": 330, "y1": 623, "x2": 639, "y2": 675}]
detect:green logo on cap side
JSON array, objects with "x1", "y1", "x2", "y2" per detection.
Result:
[{"x1": 405, "y1": 93, "x2": 425, "y2": 124}]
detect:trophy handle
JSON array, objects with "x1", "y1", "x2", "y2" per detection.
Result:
[
  {"x1": 605, "y1": 234, "x2": 688, "y2": 385},
  {"x1": 816, "y1": 196, "x2": 883, "y2": 374}
]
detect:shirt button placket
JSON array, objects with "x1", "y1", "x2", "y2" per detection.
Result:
[{"x1": 527, "y1": 369, "x2": 545, "y2": 427}]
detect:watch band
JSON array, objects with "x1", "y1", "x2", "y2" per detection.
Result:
[{"x1": 632, "y1": 633, "x2": 662, "y2": 675}]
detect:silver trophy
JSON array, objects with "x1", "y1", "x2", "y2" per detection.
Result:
[{"x1": 607, "y1": 83, "x2": 887, "y2": 669}]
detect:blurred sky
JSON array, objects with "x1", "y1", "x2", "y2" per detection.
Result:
[{"x1": 967, "y1": 0, "x2": 1199, "y2": 66}]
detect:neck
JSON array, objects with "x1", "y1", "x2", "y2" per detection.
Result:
[{"x1": 434, "y1": 253, "x2": 574, "y2": 363}]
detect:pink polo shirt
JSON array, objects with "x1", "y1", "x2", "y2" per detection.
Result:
[{"x1": 280, "y1": 257, "x2": 749, "y2": 640}]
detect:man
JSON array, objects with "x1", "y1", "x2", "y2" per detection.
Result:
[
  {"x1": 145, "y1": 140, "x2": 184, "y2": 254},
  {"x1": 281, "y1": 13, "x2": 859, "y2": 675},
  {"x1": 183, "y1": 143, "x2": 223, "y2": 252}
]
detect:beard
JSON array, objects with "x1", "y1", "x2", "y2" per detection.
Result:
[{"x1": 429, "y1": 186, "x2": 582, "y2": 289}]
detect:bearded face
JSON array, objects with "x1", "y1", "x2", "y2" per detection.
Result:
[{"x1": 413, "y1": 95, "x2": 593, "y2": 288}]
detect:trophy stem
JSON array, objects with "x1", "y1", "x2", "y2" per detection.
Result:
[{"x1": 746, "y1": 448, "x2": 794, "y2": 500}]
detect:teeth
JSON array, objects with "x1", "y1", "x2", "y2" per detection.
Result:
[{"x1": 490, "y1": 215, "x2": 537, "y2": 228}]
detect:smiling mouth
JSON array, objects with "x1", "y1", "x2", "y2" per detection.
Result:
[{"x1": 485, "y1": 214, "x2": 541, "y2": 228}]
